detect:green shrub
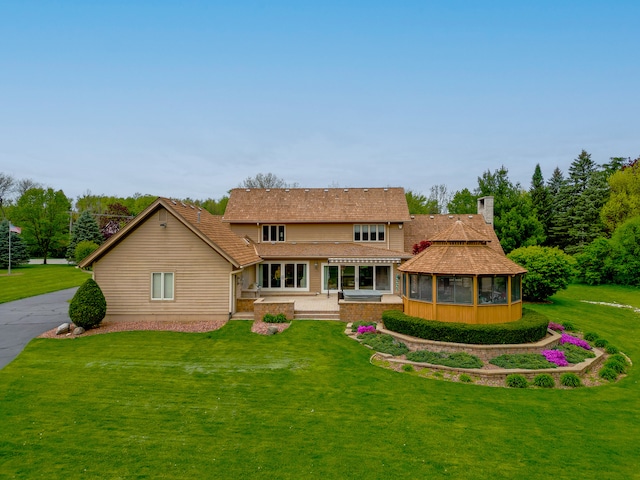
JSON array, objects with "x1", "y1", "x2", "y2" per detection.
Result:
[
  {"x1": 507, "y1": 246, "x2": 576, "y2": 301},
  {"x1": 68, "y1": 278, "x2": 107, "y2": 329},
  {"x1": 554, "y1": 343, "x2": 596, "y2": 364},
  {"x1": 604, "y1": 358, "x2": 627, "y2": 374},
  {"x1": 608, "y1": 354, "x2": 629, "y2": 367},
  {"x1": 406, "y1": 350, "x2": 483, "y2": 369},
  {"x1": 506, "y1": 374, "x2": 528, "y2": 388},
  {"x1": 583, "y1": 332, "x2": 599, "y2": 342},
  {"x1": 594, "y1": 338, "x2": 609, "y2": 348},
  {"x1": 74, "y1": 240, "x2": 99, "y2": 264},
  {"x1": 532, "y1": 374, "x2": 555, "y2": 388},
  {"x1": 262, "y1": 313, "x2": 288, "y2": 323},
  {"x1": 351, "y1": 321, "x2": 376, "y2": 332},
  {"x1": 402, "y1": 364, "x2": 414, "y2": 372},
  {"x1": 605, "y1": 344, "x2": 620, "y2": 354},
  {"x1": 560, "y1": 373, "x2": 582, "y2": 387},
  {"x1": 459, "y1": 373, "x2": 473, "y2": 383},
  {"x1": 358, "y1": 333, "x2": 409, "y2": 356},
  {"x1": 490, "y1": 354, "x2": 555, "y2": 370},
  {"x1": 382, "y1": 308, "x2": 549, "y2": 345},
  {"x1": 599, "y1": 366, "x2": 619, "y2": 381},
  {"x1": 561, "y1": 321, "x2": 575, "y2": 331}
]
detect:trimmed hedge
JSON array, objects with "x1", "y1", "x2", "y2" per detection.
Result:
[{"x1": 381, "y1": 308, "x2": 549, "y2": 345}]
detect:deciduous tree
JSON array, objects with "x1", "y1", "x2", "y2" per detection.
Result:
[{"x1": 13, "y1": 187, "x2": 71, "y2": 264}]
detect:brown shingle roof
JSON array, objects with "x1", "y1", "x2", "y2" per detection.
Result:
[
  {"x1": 398, "y1": 244, "x2": 526, "y2": 275},
  {"x1": 399, "y1": 221, "x2": 524, "y2": 275},
  {"x1": 162, "y1": 198, "x2": 261, "y2": 267},
  {"x1": 255, "y1": 242, "x2": 411, "y2": 260},
  {"x1": 223, "y1": 187, "x2": 411, "y2": 223},
  {"x1": 79, "y1": 198, "x2": 262, "y2": 269},
  {"x1": 403, "y1": 214, "x2": 504, "y2": 254}
]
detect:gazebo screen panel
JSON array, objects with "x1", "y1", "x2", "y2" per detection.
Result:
[
  {"x1": 511, "y1": 274, "x2": 522, "y2": 302},
  {"x1": 478, "y1": 276, "x2": 508, "y2": 305},
  {"x1": 437, "y1": 275, "x2": 473, "y2": 305}
]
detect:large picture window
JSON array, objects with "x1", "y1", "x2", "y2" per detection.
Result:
[
  {"x1": 353, "y1": 224, "x2": 385, "y2": 242},
  {"x1": 259, "y1": 263, "x2": 307, "y2": 290},
  {"x1": 409, "y1": 274, "x2": 433, "y2": 302},
  {"x1": 151, "y1": 272, "x2": 174, "y2": 300},
  {"x1": 437, "y1": 276, "x2": 473, "y2": 304},
  {"x1": 478, "y1": 276, "x2": 508, "y2": 305}
]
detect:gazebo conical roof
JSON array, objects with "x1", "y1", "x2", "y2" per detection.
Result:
[{"x1": 398, "y1": 220, "x2": 526, "y2": 276}]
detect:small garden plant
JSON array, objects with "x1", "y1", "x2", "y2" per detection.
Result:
[
  {"x1": 357, "y1": 333, "x2": 409, "y2": 356},
  {"x1": 262, "y1": 313, "x2": 288, "y2": 323},
  {"x1": 560, "y1": 373, "x2": 582, "y2": 388},
  {"x1": 351, "y1": 321, "x2": 376, "y2": 332},
  {"x1": 490, "y1": 354, "x2": 555, "y2": 370},
  {"x1": 406, "y1": 350, "x2": 483, "y2": 369},
  {"x1": 532, "y1": 374, "x2": 555, "y2": 388},
  {"x1": 506, "y1": 374, "x2": 528, "y2": 388}
]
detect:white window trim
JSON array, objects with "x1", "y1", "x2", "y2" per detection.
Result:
[
  {"x1": 321, "y1": 263, "x2": 393, "y2": 293},
  {"x1": 262, "y1": 225, "x2": 286, "y2": 242},
  {"x1": 258, "y1": 262, "x2": 309, "y2": 291},
  {"x1": 353, "y1": 224, "x2": 385, "y2": 242},
  {"x1": 151, "y1": 272, "x2": 174, "y2": 301}
]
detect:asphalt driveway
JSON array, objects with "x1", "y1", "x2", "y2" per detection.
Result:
[{"x1": 0, "y1": 288, "x2": 78, "y2": 370}]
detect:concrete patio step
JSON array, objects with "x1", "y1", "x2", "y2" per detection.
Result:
[
  {"x1": 294, "y1": 311, "x2": 341, "y2": 320},
  {"x1": 232, "y1": 312, "x2": 255, "y2": 320}
]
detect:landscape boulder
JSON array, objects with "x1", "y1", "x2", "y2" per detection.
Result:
[
  {"x1": 73, "y1": 327, "x2": 85, "y2": 336},
  {"x1": 56, "y1": 323, "x2": 71, "y2": 335},
  {"x1": 267, "y1": 326, "x2": 279, "y2": 335}
]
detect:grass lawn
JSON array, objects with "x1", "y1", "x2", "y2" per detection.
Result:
[
  {"x1": 0, "y1": 264, "x2": 91, "y2": 303},
  {"x1": 0, "y1": 284, "x2": 638, "y2": 479}
]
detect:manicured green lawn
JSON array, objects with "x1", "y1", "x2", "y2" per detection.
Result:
[
  {"x1": 0, "y1": 264, "x2": 91, "y2": 303},
  {"x1": 0, "y1": 284, "x2": 638, "y2": 479}
]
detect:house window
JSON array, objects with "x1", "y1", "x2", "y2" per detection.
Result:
[
  {"x1": 151, "y1": 272, "x2": 174, "y2": 300},
  {"x1": 478, "y1": 276, "x2": 508, "y2": 305},
  {"x1": 409, "y1": 274, "x2": 433, "y2": 302},
  {"x1": 511, "y1": 274, "x2": 522, "y2": 302},
  {"x1": 437, "y1": 276, "x2": 473, "y2": 304},
  {"x1": 262, "y1": 225, "x2": 285, "y2": 242},
  {"x1": 354, "y1": 225, "x2": 385, "y2": 242},
  {"x1": 259, "y1": 263, "x2": 307, "y2": 290}
]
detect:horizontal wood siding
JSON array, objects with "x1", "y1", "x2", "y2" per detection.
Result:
[
  {"x1": 281, "y1": 223, "x2": 354, "y2": 243},
  {"x1": 403, "y1": 298, "x2": 521, "y2": 324},
  {"x1": 388, "y1": 224, "x2": 405, "y2": 251},
  {"x1": 229, "y1": 224, "x2": 260, "y2": 241},
  {"x1": 403, "y1": 297, "x2": 435, "y2": 319},
  {"x1": 94, "y1": 210, "x2": 232, "y2": 320}
]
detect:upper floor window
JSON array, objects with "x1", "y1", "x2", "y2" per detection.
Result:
[
  {"x1": 354, "y1": 224, "x2": 385, "y2": 242},
  {"x1": 262, "y1": 225, "x2": 285, "y2": 242}
]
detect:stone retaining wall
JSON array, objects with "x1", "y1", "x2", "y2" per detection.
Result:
[
  {"x1": 339, "y1": 296, "x2": 404, "y2": 322},
  {"x1": 253, "y1": 299, "x2": 295, "y2": 321},
  {"x1": 236, "y1": 298, "x2": 255, "y2": 312}
]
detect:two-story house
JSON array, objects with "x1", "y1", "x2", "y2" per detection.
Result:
[{"x1": 79, "y1": 188, "x2": 499, "y2": 323}]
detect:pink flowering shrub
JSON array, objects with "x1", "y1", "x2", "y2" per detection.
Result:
[
  {"x1": 542, "y1": 349, "x2": 568, "y2": 367},
  {"x1": 357, "y1": 325, "x2": 376, "y2": 334},
  {"x1": 548, "y1": 322, "x2": 565, "y2": 332},
  {"x1": 560, "y1": 333, "x2": 591, "y2": 350}
]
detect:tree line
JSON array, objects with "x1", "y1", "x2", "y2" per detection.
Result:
[{"x1": 1, "y1": 151, "x2": 639, "y2": 287}]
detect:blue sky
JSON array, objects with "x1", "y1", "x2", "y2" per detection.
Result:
[{"x1": 1, "y1": 1, "x2": 638, "y2": 203}]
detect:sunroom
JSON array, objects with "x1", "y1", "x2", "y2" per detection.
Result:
[{"x1": 398, "y1": 220, "x2": 526, "y2": 325}]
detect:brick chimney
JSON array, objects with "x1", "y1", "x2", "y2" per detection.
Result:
[{"x1": 477, "y1": 196, "x2": 494, "y2": 226}]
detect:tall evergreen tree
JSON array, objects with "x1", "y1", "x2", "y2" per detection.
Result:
[
  {"x1": 545, "y1": 167, "x2": 567, "y2": 248},
  {"x1": 475, "y1": 166, "x2": 544, "y2": 253},
  {"x1": 447, "y1": 188, "x2": 477, "y2": 214},
  {"x1": 67, "y1": 210, "x2": 103, "y2": 261},
  {"x1": 0, "y1": 220, "x2": 30, "y2": 269},
  {"x1": 530, "y1": 164, "x2": 552, "y2": 241}
]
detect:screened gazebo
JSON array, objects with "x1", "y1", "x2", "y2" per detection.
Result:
[{"x1": 398, "y1": 220, "x2": 526, "y2": 324}]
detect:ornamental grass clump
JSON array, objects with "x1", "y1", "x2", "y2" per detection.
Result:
[
  {"x1": 584, "y1": 332, "x2": 599, "y2": 342},
  {"x1": 532, "y1": 373, "x2": 555, "y2": 388},
  {"x1": 605, "y1": 344, "x2": 620, "y2": 354},
  {"x1": 599, "y1": 366, "x2": 619, "y2": 381},
  {"x1": 594, "y1": 338, "x2": 609, "y2": 348},
  {"x1": 560, "y1": 373, "x2": 582, "y2": 388},
  {"x1": 604, "y1": 357, "x2": 627, "y2": 375},
  {"x1": 560, "y1": 333, "x2": 591, "y2": 350},
  {"x1": 505, "y1": 374, "x2": 528, "y2": 388},
  {"x1": 548, "y1": 322, "x2": 565, "y2": 332},
  {"x1": 561, "y1": 321, "x2": 575, "y2": 331},
  {"x1": 541, "y1": 349, "x2": 568, "y2": 367}
]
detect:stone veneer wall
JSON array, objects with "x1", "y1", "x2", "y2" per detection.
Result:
[
  {"x1": 236, "y1": 298, "x2": 255, "y2": 312},
  {"x1": 253, "y1": 299, "x2": 295, "y2": 321},
  {"x1": 340, "y1": 301, "x2": 404, "y2": 322}
]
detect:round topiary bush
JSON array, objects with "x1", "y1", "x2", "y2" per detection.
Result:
[
  {"x1": 560, "y1": 373, "x2": 582, "y2": 388},
  {"x1": 69, "y1": 278, "x2": 107, "y2": 329},
  {"x1": 532, "y1": 373, "x2": 555, "y2": 388},
  {"x1": 505, "y1": 374, "x2": 528, "y2": 388}
]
